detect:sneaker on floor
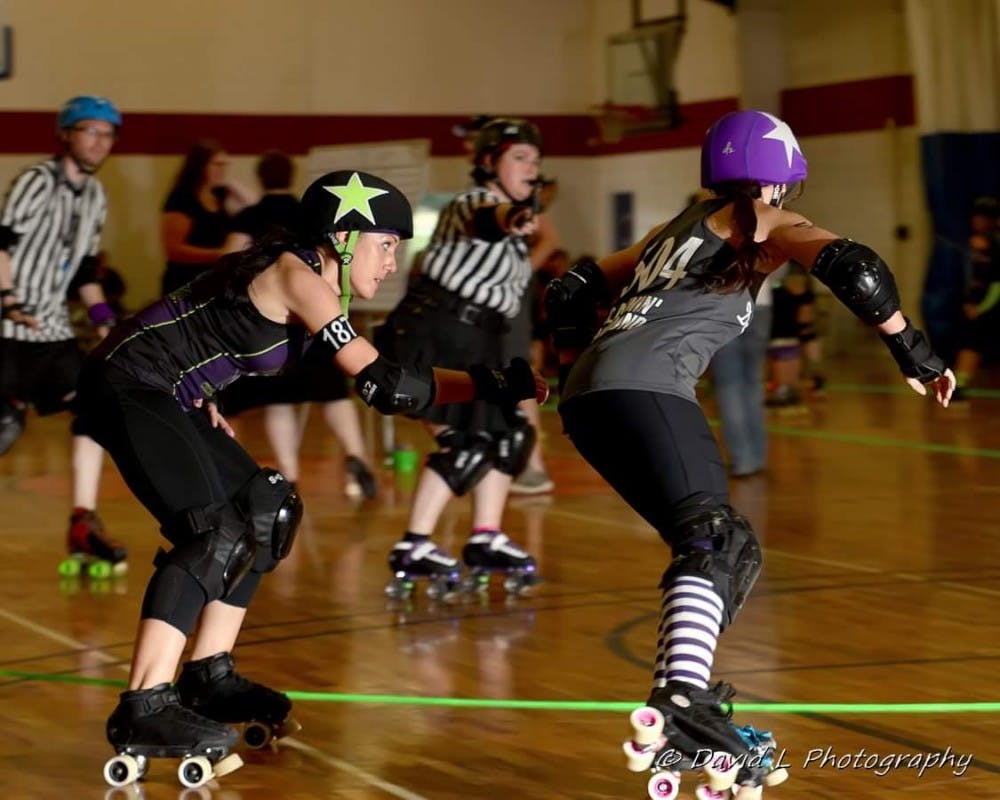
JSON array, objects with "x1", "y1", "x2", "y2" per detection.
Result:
[{"x1": 510, "y1": 468, "x2": 554, "y2": 495}]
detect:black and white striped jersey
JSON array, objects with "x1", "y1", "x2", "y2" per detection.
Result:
[
  {"x1": 421, "y1": 187, "x2": 530, "y2": 319},
  {"x1": 0, "y1": 158, "x2": 107, "y2": 342}
]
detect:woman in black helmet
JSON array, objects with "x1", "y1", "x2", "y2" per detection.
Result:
[
  {"x1": 376, "y1": 118, "x2": 546, "y2": 600},
  {"x1": 74, "y1": 170, "x2": 546, "y2": 789}
]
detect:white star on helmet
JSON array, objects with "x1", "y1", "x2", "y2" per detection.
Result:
[{"x1": 760, "y1": 113, "x2": 802, "y2": 168}]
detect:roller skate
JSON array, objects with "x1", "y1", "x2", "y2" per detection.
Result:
[
  {"x1": 344, "y1": 455, "x2": 377, "y2": 499},
  {"x1": 622, "y1": 681, "x2": 788, "y2": 799},
  {"x1": 176, "y1": 652, "x2": 300, "y2": 750},
  {"x1": 58, "y1": 508, "x2": 127, "y2": 579},
  {"x1": 103, "y1": 683, "x2": 243, "y2": 789},
  {"x1": 461, "y1": 530, "x2": 540, "y2": 597},
  {"x1": 385, "y1": 537, "x2": 462, "y2": 601}
]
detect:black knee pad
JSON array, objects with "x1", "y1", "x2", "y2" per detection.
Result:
[
  {"x1": 156, "y1": 502, "x2": 257, "y2": 602},
  {"x1": 660, "y1": 502, "x2": 762, "y2": 629},
  {"x1": 426, "y1": 428, "x2": 495, "y2": 496},
  {"x1": 237, "y1": 468, "x2": 303, "y2": 573},
  {"x1": 494, "y1": 421, "x2": 536, "y2": 476},
  {"x1": 0, "y1": 399, "x2": 26, "y2": 456}
]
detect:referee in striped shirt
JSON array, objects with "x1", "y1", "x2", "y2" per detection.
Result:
[{"x1": 0, "y1": 95, "x2": 127, "y2": 570}]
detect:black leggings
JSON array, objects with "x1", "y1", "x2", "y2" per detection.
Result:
[
  {"x1": 559, "y1": 390, "x2": 729, "y2": 547},
  {"x1": 75, "y1": 363, "x2": 262, "y2": 628}
]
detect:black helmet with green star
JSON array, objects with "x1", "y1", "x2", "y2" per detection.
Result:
[{"x1": 301, "y1": 171, "x2": 413, "y2": 241}]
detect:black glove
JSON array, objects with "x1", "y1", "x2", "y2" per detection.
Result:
[
  {"x1": 880, "y1": 318, "x2": 947, "y2": 383},
  {"x1": 468, "y1": 357, "x2": 537, "y2": 406},
  {"x1": 544, "y1": 258, "x2": 609, "y2": 350}
]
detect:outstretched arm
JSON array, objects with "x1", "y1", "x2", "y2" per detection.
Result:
[{"x1": 769, "y1": 220, "x2": 954, "y2": 406}]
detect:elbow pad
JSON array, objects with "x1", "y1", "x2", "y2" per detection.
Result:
[
  {"x1": 811, "y1": 239, "x2": 900, "y2": 325},
  {"x1": 356, "y1": 355, "x2": 435, "y2": 415}
]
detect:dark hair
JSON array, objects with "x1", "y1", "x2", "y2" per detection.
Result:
[
  {"x1": 218, "y1": 224, "x2": 326, "y2": 304},
  {"x1": 257, "y1": 150, "x2": 294, "y2": 191},
  {"x1": 705, "y1": 181, "x2": 762, "y2": 293},
  {"x1": 168, "y1": 139, "x2": 225, "y2": 202}
]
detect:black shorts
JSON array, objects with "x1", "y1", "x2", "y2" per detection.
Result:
[
  {"x1": 377, "y1": 283, "x2": 515, "y2": 433},
  {"x1": 0, "y1": 338, "x2": 86, "y2": 415},
  {"x1": 559, "y1": 389, "x2": 728, "y2": 546},
  {"x1": 220, "y1": 345, "x2": 349, "y2": 416}
]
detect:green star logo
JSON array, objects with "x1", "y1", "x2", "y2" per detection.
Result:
[{"x1": 323, "y1": 172, "x2": 389, "y2": 225}]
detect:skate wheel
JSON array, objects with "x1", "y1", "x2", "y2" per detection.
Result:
[
  {"x1": 89, "y1": 560, "x2": 113, "y2": 579},
  {"x1": 622, "y1": 738, "x2": 657, "y2": 772},
  {"x1": 178, "y1": 755, "x2": 212, "y2": 788},
  {"x1": 103, "y1": 754, "x2": 140, "y2": 787},
  {"x1": 58, "y1": 557, "x2": 82, "y2": 577},
  {"x1": 694, "y1": 785, "x2": 728, "y2": 800},
  {"x1": 384, "y1": 578, "x2": 413, "y2": 600},
  {"x1": 111, "y1": 560, "x2": 128, "y2": 577},
  {"x1": 178, "y1": 788, "x2": 212, "y2": 800},
  {"x1": 243, "y1": 721, "x2": 273, "y2": 749},
  {"x1": 630, "y1": 706, "x2": 665, "y2": 746},
  {"x1": 211, "y1": 752, "x2": 243, "y2": 778},
  {"x1": 704, "y1": 752, "x2": 740, "y2": 791},
  {"x1": 764, "y1": 767, "x2": 789, "y2": 787},
  {"x1": 646, "y1": 770, "x2": 681, "y2": 800},
  {"x1": 135, "y1": 754, "x2": 149, "y2": 778}
]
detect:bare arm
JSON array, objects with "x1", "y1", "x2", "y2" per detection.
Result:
[
  {"x1": 529, "y1": 213, "x2": 560, "y2": 269},
  {"x1": 222, "y1": 231, "x2": 252, "y2": 255},
  {"x1": 162, "y1": 212, "x2": 224, "y2": 264}
]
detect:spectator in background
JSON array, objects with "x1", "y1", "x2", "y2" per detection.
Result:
[{"x1": 160, "y1": 140, "x2": 256, "y2": 295}]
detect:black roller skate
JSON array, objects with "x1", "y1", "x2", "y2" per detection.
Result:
[
  {"x1": 622, "y1": 681, "x2": 788, "y2": 800},
  {"x1": 104, "y1": 683, "x2": 242, "y2": 789},
  {"x1": 176, "y1": 651, "x2": 300, "y2": 750},
  {"x1": 345, "y1": 456, "x2": 378, "y2": 499},
  {"x1": 385, "y1": 537, "x2": 462, "y2": 601},
  {"x1": 461, "y1": 531, "x2": 540, "y2": 597},
  {"x1": 58, "y1": 508, "x2": 127, "y2": 579}
]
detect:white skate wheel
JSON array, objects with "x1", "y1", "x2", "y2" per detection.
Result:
[
  {"x1": 704, "y1": 752, "x2": 740, "y2": 791},
  {"x1": 764, "y1": 767, "x2": 789, "y2": 787},
  {"x1": 630, "y1": 706, "x2": 665, "y2": 746},
  {"x1": 103, "y1": 754, "x2": 139, "y2": 787},
  {"x1": 243, "y1": 721, "x2": 273, "y2": 749},
  {"x1": 212, "y1": 752, "x2": 243, "y2": 778},
  {"x1": 646, "y1": 770, "x2": 681, "y2": 800},
  {"x1": 274, "y1": 717, "x2": 302, "y2": 740},
  {"x1": 622, "y1": 739, "x2": 656, "y2": 772},
  {"x1": 178, "y1": 755, "x2": 212, "y2": 788}
]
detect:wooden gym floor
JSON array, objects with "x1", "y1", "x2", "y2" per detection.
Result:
[{"x1": 1, "y1": 352, "x2": 998, "y2": 800}]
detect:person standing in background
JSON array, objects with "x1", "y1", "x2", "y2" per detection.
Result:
[{"x1": 0, "y1": 96, "x2": 125, "y2": 573}]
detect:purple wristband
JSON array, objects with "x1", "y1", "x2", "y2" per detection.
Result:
[{"x1": 88, "y1": 302, "x2": 116, "y2": 326}]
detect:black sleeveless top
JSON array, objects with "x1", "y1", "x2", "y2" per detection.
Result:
[{"x1": 99, "y1": 250, "x2": 318, "y2": 410}]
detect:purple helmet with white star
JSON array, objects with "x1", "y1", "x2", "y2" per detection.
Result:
[{"x1": 701, "y1": 110, "x2": 808, "y2": 188}]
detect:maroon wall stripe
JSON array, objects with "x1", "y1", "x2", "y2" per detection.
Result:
[
  {"x1": 0, "y1": 76, "x2": 914, "y2": 157},
  {"x1": 780, "y1": 75, "x2": 915, "y2": 137}
]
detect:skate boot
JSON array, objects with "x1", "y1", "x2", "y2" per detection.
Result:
[
  {"x1": 103, "y1": 683, "x2": 242, "y2": 789},
  {"x1": 176, "y1": 651, "x2": 300, "y2": 750},
  {"x1": 385, "y1": 537, "x2": 462, "y2": 601},
  {"x1": 622, "y1": 681, "x2": 788, "y2": 800},
  {"x1": 461, "y1": 530, "x2": 540, "y2": 596},
  {"x1": 345, "y1": 455, "x2": 378, "y2": 499},
  {"x1": 58, "y1": 508, "x2": 127, "y2": 578}
]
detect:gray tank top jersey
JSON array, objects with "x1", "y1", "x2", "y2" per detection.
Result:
[{"x1": 562, "y1": 201, "x2": 756, "y2": 405}]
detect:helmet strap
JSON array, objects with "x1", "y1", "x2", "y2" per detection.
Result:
[
  {"x1": 332, "y1": 229, "x2": 360, "y2": 318},
  {"x1": 769, "y1": 184, "x2": 787, "y2": 208}
]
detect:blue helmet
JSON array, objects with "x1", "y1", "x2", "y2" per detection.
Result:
[{"x1": 57, "y1": 96, "x2": 122, "y2": 132}]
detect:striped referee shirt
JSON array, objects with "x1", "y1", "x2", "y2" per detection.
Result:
[
  {"x1": 0, "y1": 158, "x2": 107, "y2": 342},
  {"x1": 422, "y1": 187, "x2": 530, "y2": 319}
]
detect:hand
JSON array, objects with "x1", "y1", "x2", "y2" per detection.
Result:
[
  {"x1": 96, "y1": 325, "x2": 111, "y2": 340},
  {"x1": 502, "y1": 205, "x2": 537, "y2": 237},
  {"x1": 192, "y1": 397, "x2": 235, "y2": 437},
  {"x1": 905, "y1": 368, "x2": 955, "y2": 408},
  {"x1": 3, "y1": 307, "x2": 40, "y2": 329}
]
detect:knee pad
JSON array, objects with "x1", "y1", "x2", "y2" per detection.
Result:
[
  {"x1": 494, "y1": 422, "x2": 536, "y2": 476},
  {"x1": 237, "y1": 468, "x2": 304, "y2": 573},
  {"x1": 0, "y1": 399, "x2": 25, "y2": 456},
  {"x1": 426, "y1": 428, "x2": 494, "y2": 496},
  {"x1": 660, "y1": 503, "x2": 762, "y2": 630},
  {"x1": 156, "y1": 502, "x2": 257, "y2": 601}
]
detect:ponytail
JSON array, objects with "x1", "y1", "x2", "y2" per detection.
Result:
[{"x1": 704, "y1": 181, "x2": 762, "y2": 293}]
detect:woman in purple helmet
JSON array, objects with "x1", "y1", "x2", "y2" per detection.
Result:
[{"x1": 547, "y1": 110, "x2": 954, "y2": 797}]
